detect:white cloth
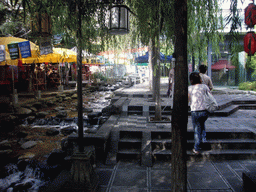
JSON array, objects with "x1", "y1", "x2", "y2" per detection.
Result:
[{"x1": 188, "y1": 84, "x2": 210, "y2": 112}]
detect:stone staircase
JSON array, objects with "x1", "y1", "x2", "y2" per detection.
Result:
[
  {"x1": 107, "y1": 128, "x2": 256, "y2": 166},
  {"x1": 112, "y1": 93, "x2": 256, "y2": 117},
  {"x1": 105, "y1": 92, "x2": 256, "y2": 166}
]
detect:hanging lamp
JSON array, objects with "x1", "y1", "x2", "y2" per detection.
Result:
[
  {"x1": 31, "y1": 12, "x2": 52, "y2": 37},
  {"x1": 109, "y1": 4, "x2": 130, "y2": 35}
]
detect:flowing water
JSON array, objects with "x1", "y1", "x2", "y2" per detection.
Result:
[
  {"x1": 0, "y1": 163, "x2": 45, "y2": 192},
  {"x1": 0, "y1": 88, "x2": 117, "y2": 191}
]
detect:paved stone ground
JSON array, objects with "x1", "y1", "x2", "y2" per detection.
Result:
[
  {"x1": 95, "y1": 79, "x2": 256, "y2": 192},
  {"x1": 96, "y1": 159, "x2": 256, "y2": 191},
  {"x1": 96, "y1": 114, "x2": 256, "y2": 191}
]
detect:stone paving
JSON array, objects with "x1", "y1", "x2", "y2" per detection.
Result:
[
  {"x1": 95, "y1": 79, "x2": 256, "y2": 192},
  {"x1": 96, "y1": 159, "x2": 256, "y2": 191}
]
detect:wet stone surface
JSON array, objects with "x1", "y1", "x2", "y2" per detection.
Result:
[{"x1": 0, "y1": 82, "x2": 122, "y2": 191}]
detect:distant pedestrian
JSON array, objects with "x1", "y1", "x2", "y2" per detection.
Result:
[
  {"x1": 188, "y1": 72, "x2": 210, "y2": 154},
  {"x1": 199, "y1": 65, "x2": 213, "y2": 91},
  {"x1": 167, "y1": 67, "x2": 174, "y2": 97}
]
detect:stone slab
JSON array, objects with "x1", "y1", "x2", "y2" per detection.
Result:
[{"x1": 112, "y1": 169, "x2": 147, "y2": 188}]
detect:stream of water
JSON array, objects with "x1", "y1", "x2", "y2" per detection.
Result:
[
  {"x1": 0, "y1": 163, "x2": 45, "y2": 192},
  {"x1": 0, "y1": 89, "x2": 115, "y2": 191}
]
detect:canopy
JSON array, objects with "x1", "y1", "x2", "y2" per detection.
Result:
[
  {"x1": 0, "y1": 37, "x2": 104, "y2": 65},
  {"x1": 0, "y1": 37, "x2": 79, "y2": 64},
  {"x1": 211, "y1": 59, "x2": 236, "y2": 70},
  {"x1": 0, "y1": 37, "x2": 39, "y2": 66},
  {"x1": 134, "y1": 52, "x2": 173, "y2": 63},
  {"x1": 71, "y1": 46, "x2": 104, "y2": 65},
  {"x1": 137, "y1": 63, "x2": 148, "y2": 66}
]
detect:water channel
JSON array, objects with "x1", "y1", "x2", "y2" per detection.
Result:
[{"x1": 0, "y1": 86, "x2": 116, "y2": 192}]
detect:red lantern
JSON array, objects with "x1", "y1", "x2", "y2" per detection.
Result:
[
  {"x1": 244, "y1": 32, "x2": 256, "y2": 56},
  {"x1": 245, "y1": 3, "x2": 256, "y2": 27}
]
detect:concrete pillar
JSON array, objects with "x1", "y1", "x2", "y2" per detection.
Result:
[
  {"x1": 143, "y1": 105, "x2": 149, "y2": 116},
  {"x1": 122, "y1": 105, "x2": 128, "y2": 116},
  {"x1": 58, "y1": 85, "x2": 64, "y2": 92},
  {"x1": 35, "y1": 90, "x2": 41, "y2": 100},
  {"x1": 11, "y1": 89, "x2": 18, "y2": 105}
]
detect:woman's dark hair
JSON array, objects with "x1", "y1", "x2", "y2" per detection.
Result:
[{"x1": 189, "y1": 72, "x2": 201, "y2": 85}]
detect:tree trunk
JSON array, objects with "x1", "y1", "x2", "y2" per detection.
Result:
[
  {"x1": 171, "y1": 0, "x2": 188, "y2": 191},
  {"x1": 77, "y1": 0, "x2": 84, "y2": 153},
  {"x1": 149, "y1": 35, "x2": 161, "y2": 121},
  {"x1": 151, "y1": 38, "x2": 157, "y2": 101},
  {"x1": 154, "y1": 37, "x2": 161, "y2": 121},
  {"x1": 148, "y1": 39, "x2": 153, "y2": 91}
]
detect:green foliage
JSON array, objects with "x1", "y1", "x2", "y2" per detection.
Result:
[
  {"x1": 188, "y1": 0, "x2": 222, "y2": 65},
  {"x1": 92, "y1": 72, "x2": 107, "y2": 81},
  {"x1": 0, "y1": 0, "x2": 242, "y2": 65},
  {"x1": 239, "y1": 81, "x2": 256, "y2": 91},
  {"x1": 0, "y1": 1, "x2": 30, "y2": 37}
]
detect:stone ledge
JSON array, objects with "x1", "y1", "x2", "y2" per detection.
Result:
[{"x1": 243, "y1": 172, "x2": 256, "y2": 191}]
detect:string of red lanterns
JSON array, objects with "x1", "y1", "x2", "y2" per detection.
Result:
[{"x1": 244, "y1": 1, "x2": 256, "y2": 56}]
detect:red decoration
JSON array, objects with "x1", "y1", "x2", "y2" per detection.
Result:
[
  {"x1": 18, "y1": 59, "x2": 24, "y2": 71},
  {"x1": 245, "y1": 3, "x2": 256, "y2": 27},
  {"x1": 244, "y1": 32, "x2": 256, "y2": 56}
]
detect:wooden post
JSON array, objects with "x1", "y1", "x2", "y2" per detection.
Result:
[
  {"x1": 171, "y1": 0, "x2": 188, "y2": 191},
  {"x1": 77, "y1": 0, "x2": 84, "y2": 153}
]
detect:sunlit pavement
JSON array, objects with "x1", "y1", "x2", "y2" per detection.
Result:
[{"x1": 95, "y1": 78, "x2": 256, "y2": 192}]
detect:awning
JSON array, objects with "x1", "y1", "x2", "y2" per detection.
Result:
[
  {"x1": 211, "y1": 59, "x2": 236, "y2": 70},
  {"x1": 136, "y1": 63, "x2": 148, "y2": 66},
  {"x1": 0, "y1": 37, "x2": 82, "y2": 65},
  {"x1": 0, "y1": 37, "x2": 39, "y2": 66},
  {"x1": 134, "y1": 52, "x2": 173, "y2": 63}
]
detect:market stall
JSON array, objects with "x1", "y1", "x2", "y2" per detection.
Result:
[{"x1": 0, "y1": 37, "x2": 40, "y2": 93}]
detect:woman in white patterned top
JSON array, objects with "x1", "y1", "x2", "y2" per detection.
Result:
[{"x1": 188, "y1": 72, "x2": 210, "y2": 154}]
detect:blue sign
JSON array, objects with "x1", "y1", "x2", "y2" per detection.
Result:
[{"x1": 18, "y1": 41, "x2": 31, "y2": 58}]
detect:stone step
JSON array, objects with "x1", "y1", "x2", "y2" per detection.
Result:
[
  {"x1": 239, "y1": 104, "x2": 256, "y2": 109},
  {"x1": 151, "y1": 139, "x2": 256, "y2": 150},
  {"x1": 118, "y1": 148, "x2": 141, "y2": 155},
  {"x1": 119, "y1": 130, "x2": 142, "y2": 139},
  {"x1": 151, "y1": 130, "x2": 255, "y2": 140},
  {"x1": 214, "y1": 105, "x2": 239, "y2": 116},
  {"x1": 119, "y1": 138, "x2": 142, "y2": 143},
  {"x1": 125, "y1": 104, "x2": 242, "y2": 117},
  {"x1": 118, "y1": 142, "x2": 141, "y2": 151},
  {"x1": 116, "y1": 149, "x2": 141, "y2": 162},
  {"x1": 243, "y1": 172, "x2": 256, "y2": 191},
  {"x1": 116, "y1": 148, "x2": 256, "y2": 162},
  {"x1": 153, "y1": 149, "x2": 256, "y2": 161},
  {"x1": 112, "y1": 129, "x2": 256, "y2": 165}
]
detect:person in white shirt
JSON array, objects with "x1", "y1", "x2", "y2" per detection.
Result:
[
  {"x1": 188, "y1": 72, "x2": 210, "y2": 154},
  {"x1": 199, "y1": 65, "x2": 213, "y2": 91},
  {"x1": 167, "y1": 67, "x2": 174, "y2": 97}
]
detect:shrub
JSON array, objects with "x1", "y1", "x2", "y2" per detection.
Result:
[
  {"x1": 92, "y1": 72, "x2": 107, "y2": 81},
  {"x1": 239, "y1": 81, "x2": 256, "y2": 90}
]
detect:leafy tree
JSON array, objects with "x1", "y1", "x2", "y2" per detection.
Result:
[
  {"x1": 0, "y1": 1, "x2": 244, "y2": 190},
  {"x1": 188, "y1": 0, "x2": 222, "y2": 69},
  {"x1": 0, "y1": 1, "x2": 30, "y2": 37}
]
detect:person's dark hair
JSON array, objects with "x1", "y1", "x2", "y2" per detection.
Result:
[
  {"x1": 189, "y1": 72, "x2": 201, "y2": 85},
  {"x1": 199, "y1": 65, "x2": 207, "y2": 73}
]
